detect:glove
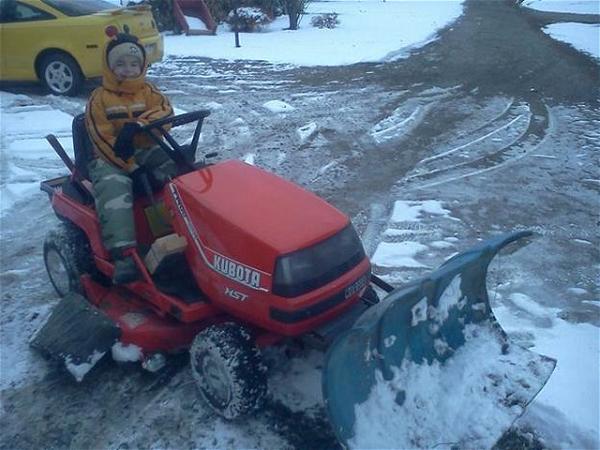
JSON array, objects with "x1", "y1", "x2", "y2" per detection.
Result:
[
  {"x1": 113, "y1": 122, "x2": 142, "y2": 161},
  {"x1": 129, "y1": 165, "x2": 147, "y2": 188}
]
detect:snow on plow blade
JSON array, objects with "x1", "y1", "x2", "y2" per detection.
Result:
[
  {"x1": 323, "y1": 231, "x2": 556, "y2": 449},
  {"x1": 30, "y1": 293, "x2": 121, "y2": 381}
]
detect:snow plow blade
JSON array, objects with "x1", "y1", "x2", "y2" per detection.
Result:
[
  {"x1": 30, "y1": 293, "x2": 121, "y2": 382},
  {"x1": 323, "y1": 231, "x2": 556, "y2": 449}
]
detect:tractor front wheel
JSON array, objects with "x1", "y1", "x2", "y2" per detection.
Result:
[{"x1": 190, "y1": 323, "x2": 267, "y2": 419}]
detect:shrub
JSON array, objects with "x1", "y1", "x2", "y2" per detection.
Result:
[
  {"x1": 204, "y1": 0, "x2": 283, "y2": 23},
  {"x1": 226, "y1": 7, "x2": 271, "y2": 32},
  {"x1": 310, "y1": 12, "x2": 338, "y2": 29}
]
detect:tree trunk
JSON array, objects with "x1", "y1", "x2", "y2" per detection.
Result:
[{"x1": 287, "y1": 9, "x2": 299, "y2": 30}]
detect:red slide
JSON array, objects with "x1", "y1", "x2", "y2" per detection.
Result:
[{"x1": 173, "y1": 0, "x2": 216, "y2": 35}]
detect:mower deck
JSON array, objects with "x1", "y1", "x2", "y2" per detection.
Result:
[{"x1": 80, "y1": 275, "x2": 220, "y2": 354}]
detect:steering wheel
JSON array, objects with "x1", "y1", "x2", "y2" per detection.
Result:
[{"x1": 139, "y1": 110, "x2": 212, "y2": 172}]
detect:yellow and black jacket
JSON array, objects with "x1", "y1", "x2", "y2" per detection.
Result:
[{"x1": 85, "y1": 43, "x2": 173, "y2": 171}]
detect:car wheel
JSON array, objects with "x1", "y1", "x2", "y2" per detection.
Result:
[
  {"x1": 190, "y1": 322, "x2": 267, "y2": 419},
  {"x1": 43, "y1": 222, "x2": 94, "y2": 297},
  {"x1": 40, "y1": 53, "x2": 83, "y2": 96}
]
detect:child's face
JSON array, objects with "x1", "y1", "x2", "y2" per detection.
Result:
[{"x1": 112, "y1": 55, "x2": 142, "y2": 80}]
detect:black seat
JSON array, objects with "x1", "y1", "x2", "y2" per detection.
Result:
[{"x1": 72, "y1": 114, "x2": 94, "y2": 180}]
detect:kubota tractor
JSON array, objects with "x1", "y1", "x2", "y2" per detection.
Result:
[{"x1": 32, "y1": 110, "x2": 555, "y2": 448}]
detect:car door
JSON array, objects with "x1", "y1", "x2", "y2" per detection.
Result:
[{"x1": 0, "y1": 0, "x2": 56, "y2": 80}]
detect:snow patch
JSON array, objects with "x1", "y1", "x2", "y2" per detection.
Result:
[
  {"x1": 64, "y1": 351, "x2": 105, "y2": 382},
  {"x1": 429, "y1": 240, "x2": 455, "y2": 249},
  {"x1": 494, "y1": 301, "x2": 600, "y2": 446},
  {"x1": 383, "y1": 228, "x2": 430, "y2": 237},
  {"x1": 543, "y1": 22, "x2": 600, "y2": 61},
  {"x1": 204, "y1": 101, "x2": 223, "y2": 110},
  {"x1": 262, "y1": 100, "x2": 295, "y2": 113},
  {"x1": 297, "y1": 122, "x2": 318, "y2": 143},
  {"x1": 372, "y1": 241, "x2": 428, "y2": 268},
  {"x1": 411, "y1": 297, "x2": 428, "y2": 326},
  {"x1": 268, "y1": 350, "x2": 324, "y2": 412},
  {"x1": 1, "y1": 182, "x2": 40, "y2": 215},
  {"x1": 350, "y1": 324, "x2": 555, "y2": 449},
  {"x1": 509, "y1": 292, "x2": 555, "y2": 320},
  {"x1": 567, "y1": 287, "x2": 587, "y2": 295},
  {"x1": 7, "y1": 136, "x2": 74, "y2": 159},
  {"x1": 185, "y1": 15, "x2": 208, "y2": 31},
  {"x1": 243, "y1": 153, "x2": 256, "y2": 165},
  {"x1": 111, "y1": 342, "x2": 143, "y2": 363},
  {"x1": 1, "y1": 109, "x2": 73, "y2": 140},
  {"x1": 391, "y1": 200, "x2": 452, "y2": 222},
  {"x1": 523, "y1": 0, "x2": 599, "y2": 15}
]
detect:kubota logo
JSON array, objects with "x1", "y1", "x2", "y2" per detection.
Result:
[
  {"x1": 170, "y1": 184, "x2": 269, "y2": 292},
  {"x1": 213, "y1": 254, "x2": 262, "y2": 289}
]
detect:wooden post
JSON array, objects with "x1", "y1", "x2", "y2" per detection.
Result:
[{"x1": 234, "y1": 7, "x2": 241, "y2": 47}]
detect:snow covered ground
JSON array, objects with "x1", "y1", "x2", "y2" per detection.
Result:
[
  {"x1": 1, "y1": 1, "x2": 599, "y2": 449},
  {"x1": 109, "y1": 0, "x2": 600, "y2": 64},
  {"x1": 522, "y1": 0, "x2": 600, "y2": 60},
  {"x1": 163, "y1": 0, "x2": 464, "y2": 65}
]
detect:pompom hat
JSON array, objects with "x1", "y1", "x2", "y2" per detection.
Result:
[{"x1": 106, "y1": 33, "x2": 146, "y2": 71}]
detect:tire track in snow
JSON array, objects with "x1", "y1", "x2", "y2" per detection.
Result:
[
  {"x1": 368, "y1": 86, "x2": 459, "y2": 145},
  {"x1": 419, "y1": 110, "x2": 526, "y2": 165},
  {"x1": 400, "y1": 97, "x2": 551, "y2": 191}
]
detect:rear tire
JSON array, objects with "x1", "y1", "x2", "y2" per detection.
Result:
[
  {"x1": 40, "y1": 52, "x2": 83, "y2": 96},
  {"x1": 190, "y1": 323, "x2": 267, "y2": 419},
  {"x1": 43, "y1": 222, "x2": 93, "y2": 297}
]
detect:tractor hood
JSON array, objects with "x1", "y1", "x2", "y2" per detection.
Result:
[{"x1": 168, "y1": 160, "x2": 349, "y2": 273}]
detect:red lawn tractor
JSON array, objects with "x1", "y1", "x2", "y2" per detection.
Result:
[{"x1": 33, "y1": 110, "x2": 555, "y2": 448}]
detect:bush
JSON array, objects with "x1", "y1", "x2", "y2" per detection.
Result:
[
  {"x1": 310, "y1": 12, "x2": 338, "y2": 29},
  {"x1": 226, "y1": 7, "x2": 271, "y2": 32},
  {"x1": 204, "y1": 0, "x2": 283, "y2": 23}
]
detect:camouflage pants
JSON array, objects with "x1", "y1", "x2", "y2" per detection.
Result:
[{"x1": 88, "y1": 146, "x2": 178, "y2": 252}]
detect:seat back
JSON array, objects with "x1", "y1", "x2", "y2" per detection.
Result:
[{"x1": 72, "y1": 114, "x2": 94, "y2": 180}]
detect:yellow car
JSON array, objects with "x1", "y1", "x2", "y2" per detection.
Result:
[{"x1": 0, "y1": 0, "x2": 163, "y2": 96}]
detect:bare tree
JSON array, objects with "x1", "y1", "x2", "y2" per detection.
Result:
[{"x1": 282, "y1": 0, "x2": 310, "y2": 30}]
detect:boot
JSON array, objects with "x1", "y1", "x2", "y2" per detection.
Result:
[{"x1": 110, "y1": 248, "x2": 141, "y2": 285}]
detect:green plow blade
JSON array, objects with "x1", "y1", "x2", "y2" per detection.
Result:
[{"x1": 323, "y1": 232, "x2": 556, "y2": 449}]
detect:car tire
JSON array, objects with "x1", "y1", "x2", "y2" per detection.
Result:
[
  {"x1": 43, "y1": 222, "x2": 94, "y2": 297},
  {"x1": 190, "y1": 322, "x2": 267, "y2": 419},
  {"x1": 40, "y1": 52, "x2": 83, "y2": 96}
]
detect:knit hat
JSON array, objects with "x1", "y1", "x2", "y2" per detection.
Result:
[{"x1": 106, "y1": 33, "x2": 146, "y2": 71}]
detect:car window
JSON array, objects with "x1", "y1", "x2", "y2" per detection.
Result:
[
  {"x1": 0, "y1": 0, "x2": 55, "y2": 23},
  {"x1": 40, "y1": 0, "x2": 117, "y2": 17}
]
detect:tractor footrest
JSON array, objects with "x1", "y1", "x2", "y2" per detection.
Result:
[{"x1": 151, "y1": 252, "x2": 206, "y2": 305}]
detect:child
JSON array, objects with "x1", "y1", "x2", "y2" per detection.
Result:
[{"x1": 85, "y1": 33, "x2": 177, "y2": 284}]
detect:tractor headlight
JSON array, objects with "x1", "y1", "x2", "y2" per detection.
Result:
[{"x1": 273, "y1": 224, "x2": 366, "y2": 297}]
